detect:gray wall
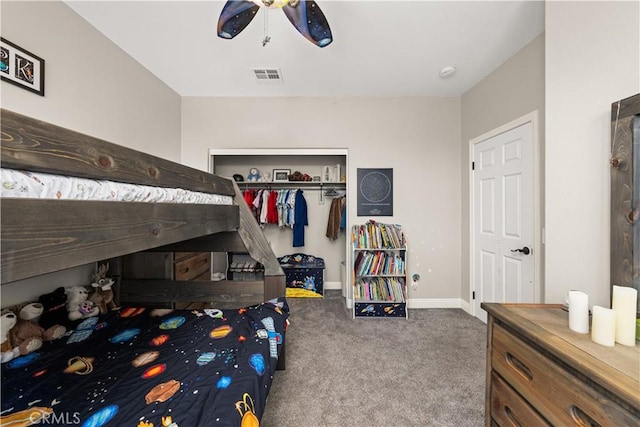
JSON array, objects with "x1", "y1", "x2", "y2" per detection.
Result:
[
  {"x1": 0, "y1": 0, "x2": 182, "y2": 306},
  {"x1": 460, "y1": 33, "x2": 546, "y2": 306},
  {"x1": 182, "y1": 97, "x2": 462, "y2": 304},
  {"x1": 0, "y1": 1, "x2": 181, "y2": 160},
  {"x1": 545, "y1": 1, "x2": 640, "y2": 307}
]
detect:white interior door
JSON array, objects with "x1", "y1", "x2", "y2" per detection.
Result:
[{"x1": 472, "y1": 120, "x2": 536, "y2": 322}]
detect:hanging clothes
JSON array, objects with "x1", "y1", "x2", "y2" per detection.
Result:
[
  {"x1": 243, "y1": 189, "x2": 255, "y2": 208},
  {"x1": 292, "y1": 190, "x2": 308, "y2": 247},
  {"x1": 286, "y1": 189, "x2": 297, "y2": 227},
  {"x1": 252, "y1": 189, "x2": 264, "y2": 223},
  {"x1": 326, "y1": 195, "x2": 345, "y2": 240},
  {"x1": 266, "y1": 190, "x2": 278, "y2": 224},
  {"x1": 339, "y1": 197, "x2": 347, "y2": 230},
  {"x1": 277, "y1": 189, "x2": 289, "y2": 227},
  {"x1": 259, "y1": 189, "x2": 270, "y2": 225}
]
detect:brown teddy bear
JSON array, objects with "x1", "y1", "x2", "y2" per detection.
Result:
[
  {"x1": 10, "y1": 303, "x2": 66, "y2": 349},
  {"x1": 1, "y1": 308, "x2": 43, "y2": 362},
  {"x1": 1, "y1": 310, "x2": 21, "y2": 363}
]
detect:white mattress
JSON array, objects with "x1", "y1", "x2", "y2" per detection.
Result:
[{"x1": 1, "y1": 168, "x2": 233, "y2": 205}]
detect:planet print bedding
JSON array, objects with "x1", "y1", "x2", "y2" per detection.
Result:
[{"x1": 1, "y1": 298, "x2": 288, "y2": 427}]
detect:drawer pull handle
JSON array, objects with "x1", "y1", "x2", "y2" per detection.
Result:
[
  {"x1": 505, "y1": 352, "x2": 533, "y2": 381},
  {"x1": 504, "y1": 406, "x2": 523, "y2": 427},
  {"x1": 570, "y1": 405, "x2": 601, "y2": 427}
]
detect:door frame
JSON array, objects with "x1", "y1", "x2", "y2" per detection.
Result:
[{"x1": 469, "y1": 111, "x2": 542, "y2": 317}]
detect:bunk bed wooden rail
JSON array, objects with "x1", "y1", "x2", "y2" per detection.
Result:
[
  {"x1": 0, "y1": 109, "x2": 285, "y2": 309},
  {"x1": 0, "y1": 109, "x2": 237, "y2": 284}
]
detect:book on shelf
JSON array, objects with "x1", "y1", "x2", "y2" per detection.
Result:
[
  {"x1": 352, "y1": 220, "x2": 405, "y2": 249},
  {"x1": 354, "y1": 277, "x2": 405, "y2": 303}
]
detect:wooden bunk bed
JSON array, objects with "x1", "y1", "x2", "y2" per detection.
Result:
[
  {"x1": 0, "y1": 109, "x2": 287, "y2": 426},
  {"x1": 1, "y1": 108, "x2": 285, "y2": 303}
]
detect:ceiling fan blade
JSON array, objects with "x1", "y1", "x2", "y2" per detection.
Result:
[
  {"x1": 217, "y1": 0, "x2": 261, "y2": 40},
  {"x1": 282, "y1": 0, "x2": 333, "y2": 47}
]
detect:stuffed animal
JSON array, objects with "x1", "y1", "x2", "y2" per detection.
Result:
[
  {"x1": 89, "y1": 263, "x2": 119, "y2": 315},
  {"x1": 247, "y1": 167, "x2": 261, "y2": 182},
  {"x1": 1, "y1": 310, "x2": 21, "y2": 363},
  {"x1": 65, "y1": 286, "x2": 100, "y2": 321},
  {"x1": 38, "y1": 287, "x2": 71, "y2": 329},
  {"x1": 0, "y1": 308, "x2": 41, "y2": 362},
  {"x1": 10, "y1": 303, "x2": 66, "y2": 350}
]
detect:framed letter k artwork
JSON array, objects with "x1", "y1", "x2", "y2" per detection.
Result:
[{"x1": 1, "y1": 38, "x2": 45, "y2": 96}]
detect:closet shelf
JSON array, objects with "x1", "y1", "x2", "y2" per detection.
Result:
[{"x1": 238, "y1": 181, "x2": 346, "y2": 190}]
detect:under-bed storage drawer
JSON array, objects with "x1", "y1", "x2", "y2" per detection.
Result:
[
  {"x1": 490, "y1": 371, "x2": 549, "y2": 427},
  {"x1": 123, "y1": 252, "x2": 211, "y2": 281},
  {"x1": 491, "y1": 322, "x2": 637, "y2": 426},
  {"x1": 174, "y1": 252, "x2": 211, "y2": 280}
]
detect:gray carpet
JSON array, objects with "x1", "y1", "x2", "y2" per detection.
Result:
[{"x1": 261, "y1": 291, "x2": 487, "y2": 427}]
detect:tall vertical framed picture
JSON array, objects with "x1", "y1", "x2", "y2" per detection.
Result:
[
  {"x1": 0, "y1": 38, "x2": 45, "y2": 96},
  {"x1": 357, "y1": 168, "x2": 393, "y2": 216}
]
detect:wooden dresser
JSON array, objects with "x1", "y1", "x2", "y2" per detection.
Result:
[{"x1": 482, "y1": 303, "x2": 639, "y2": 427}]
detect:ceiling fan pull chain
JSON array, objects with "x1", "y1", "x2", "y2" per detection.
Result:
[{"x1": 262, "y1": 10, "x2": 271, "y2": 47}]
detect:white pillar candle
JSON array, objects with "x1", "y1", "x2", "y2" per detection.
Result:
[
  {"x1": 568, "y1": 290, "x2": 590, "y2": 334},
  {"x1": 611, "y1": 285, "x2": 638, "y2": 346},
  {"x1": 591, "y1": 305, "x2": 616, "y2": 347}
]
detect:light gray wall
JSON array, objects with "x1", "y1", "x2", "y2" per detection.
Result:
[
  {"x1": 0, "y1": 0, "x2": 181, "y2": 160},
  {"x1": 460, "y1": 33, "x2": 546, "y2": 306},
  {"x1": 182, "y1": 97, "x2": 462, "y2": 301},
  {"x1": 545, "y1": 1, "x2": 640, "y2": 308},
  {"x1": 0, "y1": 0, "x2": 182, "y2": 307}
]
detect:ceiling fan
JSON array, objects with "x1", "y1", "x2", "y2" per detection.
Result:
[{"x1": 217, "y1": 0, "x2": 333, "y2": 48}]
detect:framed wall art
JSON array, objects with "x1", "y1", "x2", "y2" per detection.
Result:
[
  {"x1": 0, "y1": 38, "x2": 45, "y2": 96},
  {"x1": 273, "y1": 169, "x2": 291, "y2": 182},
  {"x1": 357, "y1": 168, "x2": 393, "y2": 216}
]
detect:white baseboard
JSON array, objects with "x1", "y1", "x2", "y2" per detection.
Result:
[
  {"x1": 460, "y1": 299, "x2": 471, "y2": 314},
  {"x1": 324, "y1": 281, "x2": 342, "y2": 290},
  {"x1": 407, "y1": 298, "x2": 464, "y2": 309}
]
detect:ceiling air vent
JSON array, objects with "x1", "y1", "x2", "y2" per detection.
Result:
[{"x1": 251, "y1": 68, "x2": 283, "y2": 84}]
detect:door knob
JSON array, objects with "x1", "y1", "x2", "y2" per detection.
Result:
[{"x1": 511, "y1": 246, "x2": 531, "y2": 255}]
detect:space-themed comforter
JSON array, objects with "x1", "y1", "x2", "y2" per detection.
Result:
[{"x1": 1, "y1": 298, "x2": 288, "y2": 427}]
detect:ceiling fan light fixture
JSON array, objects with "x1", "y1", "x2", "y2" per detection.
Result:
[
  {"x1": 439, "y1": 65, "x2": 456, "y2": 78},
  {"x1": 218, "y1": 0, "x2": 332, "y2": 47}
]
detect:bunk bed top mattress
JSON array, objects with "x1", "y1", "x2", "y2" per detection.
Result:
[
  {"x1": 1, "y1": 168, "x2": 233, "y2": 205},
  {"x1": 1, "y1": 298, "x2": 287, "y2": 427}
]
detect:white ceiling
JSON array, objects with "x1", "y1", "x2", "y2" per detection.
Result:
[{"x1": 66, "y1": 0, "x2": 545, "y2": 97}]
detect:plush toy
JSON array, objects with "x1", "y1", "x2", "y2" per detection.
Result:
[
  {"x1": 10, "y1": 303, "x2": 66, "y2": 350},
  {"x1": 1, "y1": 310, "x2": 21, "y2": 363},
  {"x1": 65, "y1": 286, "x2": 100, "y2": 321},
  {"x1": 247, "y1": 167, "x2": 261, "y2": 182},
  {"x1": 259, "y1": 172, "x2": 271, "y2": 182},
  {"x1": 0, "y1": 308, "x2": 42, "y2": 362},
  {"x1": 89, "y1": 263, "x2": 119, "y2": 315},
  {"x1": 38, "y1": 287, "x2": 71, "y2": 329}
]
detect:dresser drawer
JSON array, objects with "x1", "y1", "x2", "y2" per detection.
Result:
[
  {"x1": 490, "y1": 371, "x2": 550, "y2": 427},
  {"x1": 174, "y1": 252, "x2": 210, "y2": 281},
  {"x1": 491, "y1": 322, "x2": 637, "y2": 426}
]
